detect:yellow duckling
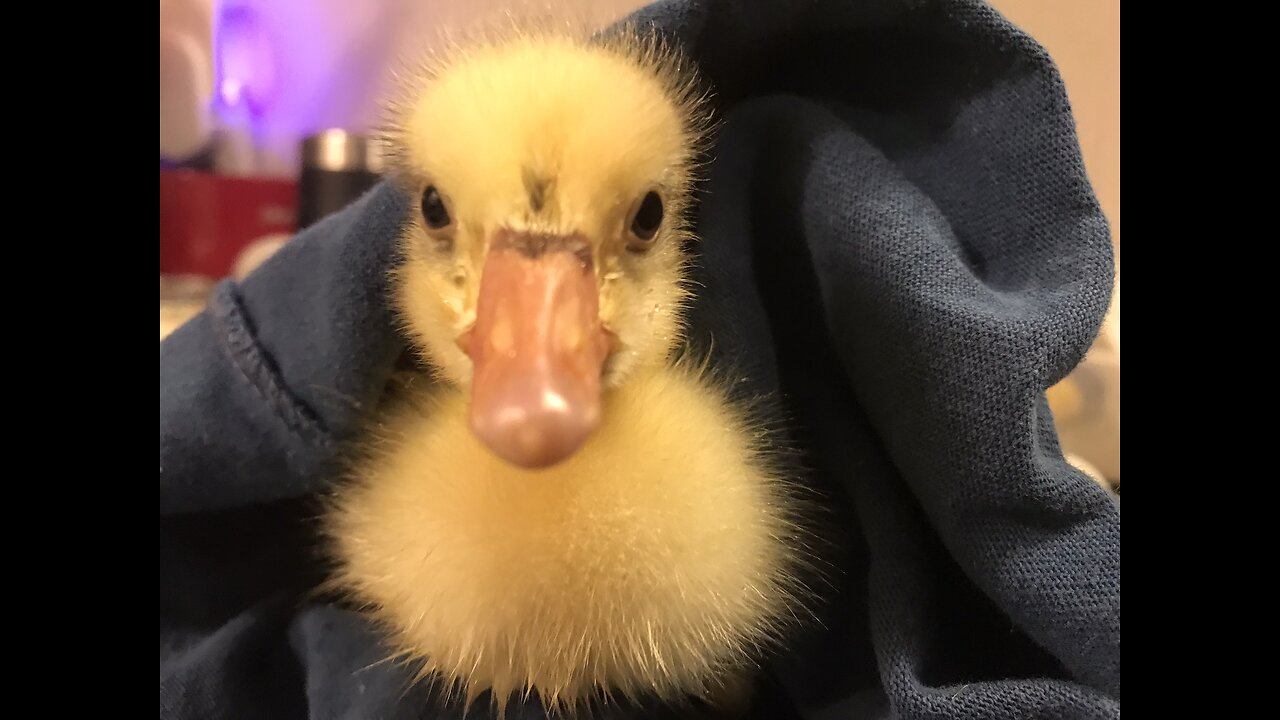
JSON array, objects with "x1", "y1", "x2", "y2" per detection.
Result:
[{"x1": 325, "y1": 22, "x2": 813, "y2": 716}]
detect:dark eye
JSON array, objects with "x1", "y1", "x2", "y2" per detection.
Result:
[
  {"x1": 421, "y1": 186, "x2": 451, "y2": 230},
  {"x1": 629, "y1": 191, "x2": 663, "y2": 244}
]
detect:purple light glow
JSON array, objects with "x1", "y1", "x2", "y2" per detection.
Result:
[
  {"x1": 208, "y1": 0, "x2": 404, "y2": 171},
  {"x1": 214, "y1": 4, "x2": 275, "y2": 117}
]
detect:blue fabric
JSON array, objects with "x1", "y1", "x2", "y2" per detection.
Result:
[{"x1": 159, "y1": 0, "x2": 1120, "y2": 717}]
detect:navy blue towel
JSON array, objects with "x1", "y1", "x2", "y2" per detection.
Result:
[{"x1": 159, "y1": 0, "x2": 1120, "y2": 717}]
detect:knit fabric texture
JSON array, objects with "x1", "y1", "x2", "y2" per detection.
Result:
[{"x1": 159, "y1": 0, "x2": 1120, "y2": 718}]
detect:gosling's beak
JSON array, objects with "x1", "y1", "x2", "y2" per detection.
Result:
[{"x1": 459, "y1": 229, "x2": 613, "y2": 469}]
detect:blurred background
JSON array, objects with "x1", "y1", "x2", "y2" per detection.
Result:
[{"x1": 159, "y1": 0, "x2": 1119, "y2": 490}]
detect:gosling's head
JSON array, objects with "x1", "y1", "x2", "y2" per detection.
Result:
[{"x1": 383, "y1": 26, "x2": 711, "y2": 469}]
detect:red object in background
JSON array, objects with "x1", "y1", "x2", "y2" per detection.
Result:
[{"x1": 160, "y1": 169, "x2": 297, "y2": 277}]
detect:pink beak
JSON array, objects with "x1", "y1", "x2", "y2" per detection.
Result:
[{"x1": 459, "y1": 230, "x2": 613, "y2": 469}]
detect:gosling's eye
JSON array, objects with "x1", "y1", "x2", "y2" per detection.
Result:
[
  {"x1": 421, "y1": 186, "x2": 451, "y2": 230},
  {"x1": 629, "y1": 191, "x2": 664, "y2": 247}
]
